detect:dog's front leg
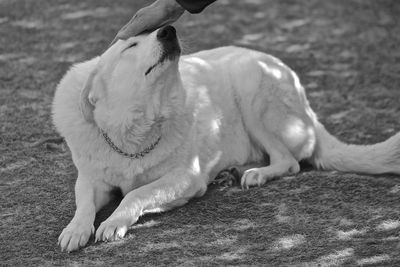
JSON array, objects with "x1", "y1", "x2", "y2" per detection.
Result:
[
  {"x1": 95, "y1": 170, "x2": 208, "y2": 242},
  {"x1": 58, "y1": 175, "x2": 111, "y2": 252}
]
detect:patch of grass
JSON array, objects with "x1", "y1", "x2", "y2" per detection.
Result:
[{"x1": 1, "y1": 0, "x2": 400, "y2": 266}]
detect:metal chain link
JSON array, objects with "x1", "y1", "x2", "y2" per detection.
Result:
[{"x1": 100, "y1": 129, "x2": 161, "y2": 159}]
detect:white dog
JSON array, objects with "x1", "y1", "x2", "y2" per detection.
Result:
[{"x1": 53, "y1": 26, "x2": 400, "y2": 252}]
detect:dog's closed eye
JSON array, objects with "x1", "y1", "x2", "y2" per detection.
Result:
[
  {"x1": 122, "y1": 42, "x2": 138, "y2": 53},
  {"x1": 128, "y1": 42, "x2": 137, "y2": 48}
]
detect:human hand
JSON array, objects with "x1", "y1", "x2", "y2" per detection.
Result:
[{"x1": 111, "y1": 0, "x2": 184, "y2": 45}]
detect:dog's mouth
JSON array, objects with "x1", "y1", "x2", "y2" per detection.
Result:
[
  {"x1": 145, "y1": 25, "x2": 181, "y2": 76},
  {"x1": 145, "y1": 50, "x2": 180, "y2": 76}
]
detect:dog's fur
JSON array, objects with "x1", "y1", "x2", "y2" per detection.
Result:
[{"x1": 53, "y1": 27, "x2": 400, "y2": 252}]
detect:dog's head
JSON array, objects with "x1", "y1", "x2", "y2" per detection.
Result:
[{"x1": 81, "y1": 25, "x2": 181, "y2": 134}]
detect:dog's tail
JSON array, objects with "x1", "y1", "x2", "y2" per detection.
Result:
[{"x1": 310, "y1": 121, "x2": 400, "y2": 175}]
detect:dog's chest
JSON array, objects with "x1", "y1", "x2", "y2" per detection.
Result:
[
  {"x1": 91, "y1": 155, "x2": 163, "y2": 194},
  {"x1": 103, "y1": 165, "x2": 134, "y2": 186},
  {"x1": 79, "y1": 155, "x2": 145, "y2": 191}
]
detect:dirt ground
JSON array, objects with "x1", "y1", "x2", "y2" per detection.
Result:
[{"x1": 1, "y1": 0, "x2": 400, "y2": 266}]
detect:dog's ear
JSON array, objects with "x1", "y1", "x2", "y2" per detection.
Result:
[{"x1": 80, "y1": 69, "x2": 98, "y2": 123}]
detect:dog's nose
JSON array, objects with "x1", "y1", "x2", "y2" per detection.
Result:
[{"x1": 157, "y1": 25, "x2": 176, "y2": 42}]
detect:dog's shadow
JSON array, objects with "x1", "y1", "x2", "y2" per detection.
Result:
[{"x1": 93, "y1": 188, "x2": 123, "y2": 229}]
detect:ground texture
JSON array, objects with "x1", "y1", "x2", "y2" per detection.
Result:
[{"x1": 1, "y1": 0, "x2": 400, "y2": 266}]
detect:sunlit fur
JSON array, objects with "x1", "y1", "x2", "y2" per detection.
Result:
[{"x1": 52, "y1": 29, "x2": 400, "y2": 252}]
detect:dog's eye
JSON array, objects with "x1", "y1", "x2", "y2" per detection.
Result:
[{"x1": 128, "y1": 42, "x2": 137, "y2": 48}]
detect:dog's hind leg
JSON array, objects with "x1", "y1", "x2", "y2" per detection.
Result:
[
  {"x1": 238, "y1": 81, "x2": 316, "y2": 188},
  {"x1": 240, "y1": 134, "x2": 300, "y2": 189},
  {"x1": 240, "y1": 109, "x2": 302, "y2": 189}
]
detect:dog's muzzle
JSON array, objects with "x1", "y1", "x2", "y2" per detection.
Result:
[{"x1": 157, "y1": 25, "x2": 181, "y2": 60}]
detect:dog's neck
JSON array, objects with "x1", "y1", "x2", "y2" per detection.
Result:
[
  {"x1": 97, "y1": 117, "x2": 165, "y2": 159},
  {"x1": 96, "y1": 102, "x2": 189, "y2": 160},
  {"x1": 99, "y1": 122, "x2": 163, "y2": 159},
  {"x1": 92, "y1": 76, "x2": 188, "y2": 159}
]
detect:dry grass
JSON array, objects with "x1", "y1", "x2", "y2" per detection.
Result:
[{"x1": 1, "y1": 0, "x2": 400, "y2": 266}]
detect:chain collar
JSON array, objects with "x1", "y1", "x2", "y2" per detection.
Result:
[{"x1": 100, "y1": 128, "x2": 161, "y2": 159}]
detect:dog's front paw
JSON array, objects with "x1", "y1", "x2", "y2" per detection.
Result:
[
  {"x1": 58, "y1": 221, "x2": 94, "y2": 252},
  {"x1": 95, "y1": 216, "x2": 131, "y2": 243}
]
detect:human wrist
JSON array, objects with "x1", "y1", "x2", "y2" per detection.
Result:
[{"x1": 169, "y1": 0, "x2": 185, "y2": 16}]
